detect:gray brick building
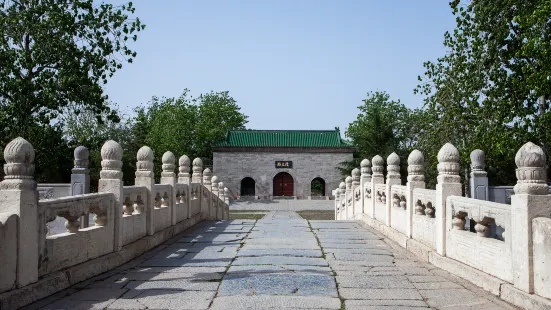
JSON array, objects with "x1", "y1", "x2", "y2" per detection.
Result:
[{"x1": 213, "y1": 129, "x2": 353, "y2": 199}]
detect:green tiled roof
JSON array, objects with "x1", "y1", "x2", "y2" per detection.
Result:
[{"x1": 215, "y1": 130, "x2": 352, "y2": 148}]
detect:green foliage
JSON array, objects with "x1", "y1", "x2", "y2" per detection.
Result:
[
  {"x1": 414, "y1": 0, "x2": 551, "y2": 186},
  {"x1": 341, "y1": 91, "x2": 418, "y2": 182},
  {"x1": 0, "y1": 0, "x2": 144, "y2": 184},
  {"x1": 137, "y1": 90, "x2": 248, "y2": 181},
  {"x1": 61, "y1": 104, "x2": 137, "y2": 188}
]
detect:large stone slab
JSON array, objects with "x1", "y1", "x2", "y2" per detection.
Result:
[
  {"x1": 108, "y1": 290, "x2": 216, "y2": 310},
  {"x1": 339, "y1": 288, "x2": 422, "y2": 300},
  {"x1": 345, "y1": 299, "x2": 429, "y2": 310},
  {"x1": 232, "y1": 256, "x2": 328, "y2": 266},
  {"x1": 238, "y1": 248, "x2": 322, "y2": 257},
  {"x1": 336, "y1": 275, "x2": 415, "y2": 288},
  {"x1": 226, "y1": 265, "x2": 332, "y2": 275},
  {"x1": 125, "y1": 279, "x2": 219, "y2": 291},
  {"x1": 218, "y1": 273, "x2": 337, "y2": 297},
  {"x1": 209, "y1": 296, "x2": 341, "y2": 310}
]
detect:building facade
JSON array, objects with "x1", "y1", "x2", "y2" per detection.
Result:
[{"x1": 213, "y1": 130, "x2": 353, "y2": 199}]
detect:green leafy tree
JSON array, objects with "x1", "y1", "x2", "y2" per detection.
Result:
[
  {"x1": 415, "y1": 0, "x2": 551, "y2": 185},
  {"x1": 138, "y1": 90, "x2": 248, "y2": 180},
  {"x1": 0, "y1": 0, "x2": 145, "y2": 137},
  {"x1": 341, "y1": 91, "x2": 413, "y2": 181},
  {"x1": 61, "y1": 104, "x2": 137, "y2": 188}
]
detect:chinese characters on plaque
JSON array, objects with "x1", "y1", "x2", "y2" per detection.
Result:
[{"x1": 275, "y1": 161, "x2": 293, "y2": 168}]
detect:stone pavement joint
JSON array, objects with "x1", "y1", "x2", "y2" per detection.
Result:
[{"x1": 25, "y1": 211, "x2": 517, "y2": 310}]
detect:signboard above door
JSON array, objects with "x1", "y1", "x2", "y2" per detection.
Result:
[{"x1": 275, "y1": 161, "x2": 293, "y2": 169}]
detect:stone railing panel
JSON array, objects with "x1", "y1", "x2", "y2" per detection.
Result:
[
  {"x1": 353, "y1": 185, "x2": 362, "y2": 217},
  {"x1": 533, "y1": 217, "x2": 551, "y2": 299},
  {"x1": 174, "y1": 183, "x2": 189, "y2": 223},
  {"x1": 0, "y1": 213, "x2": 18, "y2": 293},
  {"x1": 411, "y1": 188, "x2": 437, "y2": 249},
  {"x1": 190, "y1": 183, "x2": 201, "y2": 216},
  {"x1": 121, "y1": 186, "x2": 148, "y2": 246},
  {"x1": 374, "y1": 183, "x2": 386, "y2": 222},
  {"x1": 38, "y1": 193, "x2": 115, "y2": 276},
  {"x1": 363, "y1": 181, "x2": 372, "y2": 216},
  {"x1": 153, "y1": 184, "x2": 172, "y2": 232},
  {"x1": 390, "y1": 185, "x2": 408, "y2": 234},
  {"x1": 446, "y1": 196, "x2": 513, "y2": 282}
]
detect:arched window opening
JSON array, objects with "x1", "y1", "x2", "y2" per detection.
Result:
[
  {"x1": 311, "y1": 177, "x2": 326, "y2": 196},
  {"x1": 240, "y1": 177, "x2": 256, "y2": 196},
  {"x1": 273, "y1": 172, "x2": 294, "y2": 196}
]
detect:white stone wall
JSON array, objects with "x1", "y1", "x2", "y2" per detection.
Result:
[{"x1": 213, "y1": 151, "x2": 352, "y2": 198}]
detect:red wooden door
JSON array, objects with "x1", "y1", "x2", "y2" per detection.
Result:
[{"x1": 273, "y1": 173, "x2": 294, "y2": 196}]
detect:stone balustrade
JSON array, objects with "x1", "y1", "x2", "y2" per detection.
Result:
[
  {"x1": 335, "y1": 142, "x2": 551, "y2": 308},
  {"x1": 0, "y1": 137, "x2": 231, "y2": 308}
]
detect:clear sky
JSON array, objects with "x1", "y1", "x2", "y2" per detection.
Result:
[{"x1": 103, "y1": 1, "x2": 456, "y2": 136}]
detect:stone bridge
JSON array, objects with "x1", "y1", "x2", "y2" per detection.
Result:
[{"x1": 0, "y1": 138, "x2": 549, "y2": 309}]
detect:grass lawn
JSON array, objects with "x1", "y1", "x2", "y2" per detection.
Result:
[
  {"x1": 229, "y1": 213, "x2": 266, "y2": 220},
  {"x1": 229, "y1": 210, "x2": 269, "y2": 213},
  {"x1": 297, "y1": 210, "x2": 335, "y2": 220}
]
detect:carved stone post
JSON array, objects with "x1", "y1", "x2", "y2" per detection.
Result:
[
  {"x1": 437, "y1": 143, "x2": 462, "y2": 256},
  {"x1": 224, "y1": 187, "x2": 230, "y2": 219},
  {"x1": 178, "y1": 155, "x2": 191, "y2": 219},
  {"x1": 161, "y1": 151, "x2": 177, "y2": 225},
  {"x1": 360, "y1": 159, "x2": 372, "y2": 214},
  {"x1": 406, "y1": 150, "x2": 425, "y2": 238},
  {"x1": 370, "y1": 155, "x2": 384, "y2": 219},
  {"x1": 385, "y1": 152, "x2": 401, "y2": 226},
  {"x1": 0, "y1": 137, "x2": 38, "y2": 287},
  {"x1": 98, "y1": 140, "x2": 124, "y2": 251},
  {"x1": 211, "y1": 176, "x2": 220, "y2": 220},
  {"x1": 72, "y1": 146, "x2": 91, "y2": 228},
  {"x1": 338, "y1": 182, "x2": 346, "y2": 220},
  {"x1": 135, "y1": 146, "x2": 155, "y2": 235},
  {"x1": 470, "y1": 149, "x2": 488, "y2": 200},
  {"x1": 511, "y1": 142, "x2": 549, "y2": 293},
  {"x1": 202, "y1": 168, "x2": 212, "y2": 218}
]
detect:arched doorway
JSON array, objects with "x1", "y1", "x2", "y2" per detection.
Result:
[
  {"x1": 273, "y1": 172, "x2": 294, "y2": 196},
  {"x1": 311, "y1": 177, "x2": 326, "y2": 196},
  {"x1": 240, "y1": 177, "x2": 256, "y2": 196}
]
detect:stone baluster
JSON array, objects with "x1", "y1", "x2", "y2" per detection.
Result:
[
  {"x1": 192, "y1": 158, "x2": 203, "y2": 217},
  {"x1": 470, "y1": 149, "x2": 488, "y2": 200},
  {"x1": 360, "y1": 159, "x2": 372, "y2": 214},
  {"x1": 211, "y1": 176, "x2": 220, "y2": 220},
  {"x1": 135, "y1": 146, "x2": 155, "y2": 235},
  {"x1": 406, "y1": 150, "x2": 425, "y2": 238},
  {"x1": 385, "y1": 152, "x2": 401, "y2": 226},
  {"x1": 202, "y1": 168, "x2": 212, "y2": 216},
  {"x1": 351, "y1": 168, "x2": 361, "y2": 217},
  {"x1": 98, "y1": 140, "x2": 124, "y2": 251},
  {"x1": 338, "y1": 182, "x2": 346, "y2": 220},
  {"x1": 369, "y1": 155, "x2": 384, "y2": 219},
  {"x1": 0, "y1": 137, "x2": 39, "y2": 287},
  {"x1": 72, "y1": 146, "x2": 91, "y2": 228},
  {"x1": 334, "y1": 187, "x2": 340, "y2": 220},
  {"x1": 437, "y1": 143, "x2": 462, "y2": 256},
  {"x1": 224, "y1": 187, "x2": 230, "y2": 219},
  {"x1": 178, "y1": 155, "x2": 191, "y2": 219},
  {"x1": 345, "y1": 176, "x2": 352, "y2": 219},
  {"x1": 511, "y1": 142, "x2": 549, "y2": 293},
  {"x1": 161, "y1": 151, "x2": 177, "y2": 225},
  {"x1": 218, "y1": 181, "x2": 225, "y2": 220}
]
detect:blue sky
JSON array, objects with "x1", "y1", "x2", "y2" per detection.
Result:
[{"x1": 104, "y1": 1, "x2": 456, "y2": 136}]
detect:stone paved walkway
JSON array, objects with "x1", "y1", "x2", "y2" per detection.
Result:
[{"x1": 27, "y1": 211, "x2": 517, "y2": 310}]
